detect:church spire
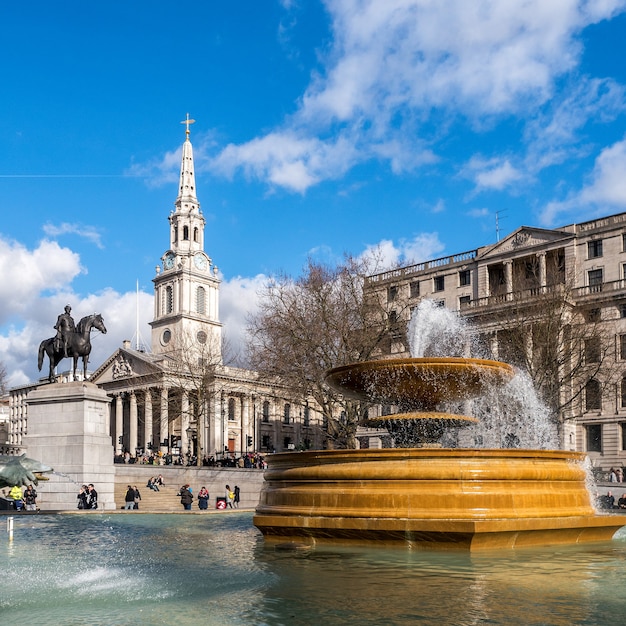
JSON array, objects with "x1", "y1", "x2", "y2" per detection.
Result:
[{"x1": 175, "y1": 113, "x2": 199, "y2": 214}]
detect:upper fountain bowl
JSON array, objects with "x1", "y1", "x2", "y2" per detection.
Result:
[{"x1": 325, "y1": 357, "x2": 514, "y2": 410}]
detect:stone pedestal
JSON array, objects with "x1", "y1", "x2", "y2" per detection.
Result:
[{"x1": 24, "y1": 382, "x2": 114, "y2": 511}]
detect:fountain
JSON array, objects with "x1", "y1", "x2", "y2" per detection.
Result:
[{"x1": 254, "y1": 302, "x2": 626, "y2": 550}]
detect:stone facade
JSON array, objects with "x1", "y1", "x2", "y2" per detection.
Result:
[{"x1": 365, "y1": 212, "x2": 626, "y2": 472}]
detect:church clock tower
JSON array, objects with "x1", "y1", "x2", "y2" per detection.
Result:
[{"x1": 150, "y1": 115, "x2": 222, "y2": 359}]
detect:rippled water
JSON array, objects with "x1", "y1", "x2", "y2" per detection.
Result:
[{"x1": 3, "y1": 513, "x2": 626, "y2": 625}]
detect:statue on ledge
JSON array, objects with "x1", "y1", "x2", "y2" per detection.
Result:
[{"x1": 38, "y1": 306, "x2": 107, "y2": 383}]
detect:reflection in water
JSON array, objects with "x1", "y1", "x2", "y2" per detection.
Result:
[{"x1": 2, "y1": 513, "x2": 626, "y2": 625}]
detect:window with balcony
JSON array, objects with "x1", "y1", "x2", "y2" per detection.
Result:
[
  {"x1": 588, "y1": 239, "x2": 603, "y2": 259},
  {"x1": 303, "y1": 406, "x2": 310, "y2": 427},
  {"x1": 228, "y1": 398, "x2": 236, "y2": 421},
  {"x1": 588, "y1": 269, "x2": 603, "y2": 292},
  {"x1": 586, "y1": 424, "x2": 602, "y2": 452},
  {"x1": 410, "y1": 281, "x2": 420, "y2": 298},
  {"x1": 585, "y1": 379, "x2": 601, "y2": 411},
  {"x1": 283, "y1": 403, "x2": 291, "y2": 424},
  {"x1": 387, "y1": 285, "x2": 398, "y2": 302},
  {"x1": 434, "y1": 276, "x2": 445, "y2": 292},
  {"x1": 459, "y1": 270, "x2": 471, "y2": 286},
  {"x1": 262, "y1": 401, "x2": 270, "y2": 423}
]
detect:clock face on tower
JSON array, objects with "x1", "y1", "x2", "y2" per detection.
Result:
[
  {"x1": 194, "y1": 253, "x2": 207, "y2": 271},
  {"x1": 163, "y1": 253, "x2": 175, "y2": 270}
]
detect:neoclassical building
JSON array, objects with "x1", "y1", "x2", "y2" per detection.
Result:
[
  {"x1": 8, "y1": 120, "x2": 325, "y2": 460},
  {"x1": 365, "y1": 212, "x2": 626, "y2": 471}
]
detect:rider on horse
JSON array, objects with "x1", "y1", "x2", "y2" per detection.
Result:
[{"x1": 54, "y1": 304, "x2": 76, "y2": 358}]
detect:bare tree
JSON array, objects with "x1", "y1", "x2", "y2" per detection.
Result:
[
  {"x1": 469, "y1": 258, "x2": 618, "y2": 434},
  {"x1": 0, "y1": 361, "x2": 6, "y2": 395},
  {"x1": 247, "y1": 255, "x2": 402, "y2": 448}
]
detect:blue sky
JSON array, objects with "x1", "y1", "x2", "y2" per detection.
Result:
[{"x1": 2, "y1": 0, "x2": 626, "y2": 386}]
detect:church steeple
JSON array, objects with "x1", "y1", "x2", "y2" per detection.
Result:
[
  {"x1": 168, "y1": 114, "x2": 205, "y2": 255},
  {"x1": 151, "y1": 116, "x2": 222, "y2": 357}
]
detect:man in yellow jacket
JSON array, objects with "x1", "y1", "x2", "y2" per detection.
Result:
[{"x1": 9, "y1": 485, "x2": 24, "y2": 511}]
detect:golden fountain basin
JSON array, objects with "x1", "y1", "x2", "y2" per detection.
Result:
[
  {"x1": 253, "y1": 448, "x2": 625, "y2": 550},
  {"x1": 325, "y1": 357, "x2": 514, "y2": 409}
]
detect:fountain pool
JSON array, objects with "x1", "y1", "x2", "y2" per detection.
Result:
[{"x1": 2, "y1": 512, "x2": 626, "y2": 625}]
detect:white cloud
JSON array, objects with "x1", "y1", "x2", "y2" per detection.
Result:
[
  {"x1": 541, "y1": 137, "x2": 626, "y2": 225},
  {"x1": 473, "y1": 159, "x2": 524, "y2": 191},
  {"x1": 204, "y1": 0, "x2": 625, "y2": 192},
  {"x1": 220, "y1": 274, "x2": 268, "y2": 363},
  {"x1": 43, "y1": 222, "x2": 105, "y2": 249},
  {"x1": 0, "y1": 238, "x2": 83, "y2": 324},
  {"x1": 360, "y1": 233, "x2": 445, "y2": 270}
]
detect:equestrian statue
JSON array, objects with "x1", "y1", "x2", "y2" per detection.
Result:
[{"x1": 38, "y1": 305, "x2": 107, "y2": 383}]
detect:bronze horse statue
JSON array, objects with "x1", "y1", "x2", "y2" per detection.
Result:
[{"x1": 38, "y1": 313, "x2": 107, "y2": 382}]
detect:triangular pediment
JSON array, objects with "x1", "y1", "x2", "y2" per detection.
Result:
[
  {"x1": 478, "y1": 226, "x2": 572, "y2": 259},
  {"x1": 90, "y1": 348, "x2": 168, "y2": 385}
]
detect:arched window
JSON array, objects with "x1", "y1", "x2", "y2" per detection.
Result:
[
  {"x1": 228, "y1": 398, "x2": 236, "y2": 421},
  {"x1": 165, "y1": 286, "x2": 173, "y2": 314},
  {"x1": 283, "y1": 403, "x2": 291, "y2": 424},
  {"x1": 173, "y1": 226, "x2": 178, "y2": 243},
  {"x1": 196, "y1": 286, "x2": 206, "y2": 314},
  {"x1": 193, "y1": 227, "x2": 199, "y2": 242},
  {"x1": 262, "y1": 401, "x2": 270, "y2": 423},
  {"x1": 183, "y1": 225, "x2": 189, "y2": 240}
]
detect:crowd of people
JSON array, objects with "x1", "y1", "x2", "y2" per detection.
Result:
[
  {"x1": 177, "y1": 483, "x2": 241, "y2": 511},
  {"x1": 113, "y1": 451, "x2": 267, "y2": 469}
]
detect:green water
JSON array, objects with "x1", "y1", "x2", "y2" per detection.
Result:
[{"x1": 2, "y1": 512, "x2": 626, "y2": 625}]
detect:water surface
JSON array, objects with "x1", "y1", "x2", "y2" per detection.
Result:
[{"x1": 2, "y1": 513, "x2": 626, "y2": 625}]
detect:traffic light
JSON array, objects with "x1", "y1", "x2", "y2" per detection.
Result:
[
  {"x1": 118, "y1": 435, "x2": 123, "y2": 444},
  {"x1": 247, "y1": 435, "x2": 253, "y2": 447}
]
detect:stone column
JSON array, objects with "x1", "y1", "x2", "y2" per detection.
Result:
[
  {"x1": 144, "y1": 389, "x2": 153, "y2": 453},
  {"x1": 538, "y1": 252, "x2": 547, "y2": 289},
  {"x1": 129, "y1": 391, "x2": 138, "y2": 456},
  {"x1": 242, "y1": 395, "x2": 250, "y2": 454},
  {"x1": 115, "y1": 394, "x2": 123, "y2": 455},
  {"x1": 160, "y1": 387, "x2": 169, "y2": 453},
  {"x1": 180, "y1": 390, "x2": 190, "y2": 458},
  {"x1": 504, "y1": 260, "x2": 513, "y2": 300}
]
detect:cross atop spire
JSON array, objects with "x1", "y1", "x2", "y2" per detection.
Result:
[{"x1": 180, "y1": 112, "x2": 195, "y2": 138}]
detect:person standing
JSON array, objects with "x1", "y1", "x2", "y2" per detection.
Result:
[
  {"x1": 179, "y1": 484, "x2": 193, "y2": 511},
  {"x1": 198, "y1": 486, "x2": 209, "y2": 510},
  {"x1": 77, "y1": 485, "x2": 89, "y2": 509},
  {"x1": 233, "y1": 485, "x2": 240, "y2": 508},
  {"x1": 23, "y1": 485, "x2": 37, "y2": 511},
  {"x1": 87, "y1": 484, "x2": 98, "y2": 510},
  {"x1": 124, "y1": 485, "x2": 135, "y2": 510},
  {"x1": 9, "y1": 485, "x2": 24, "y2": 511},
  {"x1": 225, "y1": 485, "x2": 235, "y2": 509},
  {"x1": 133, "y1": 485, "x2": 141, "y2": 510}
]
